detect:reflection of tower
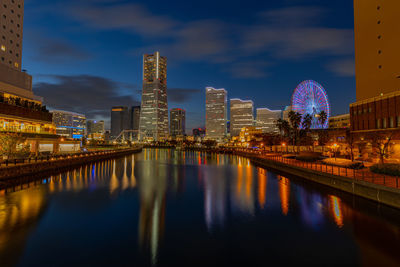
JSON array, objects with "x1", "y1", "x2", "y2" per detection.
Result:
[
  {"x1": 130, "y1": 155, "x2": 136, "y2": 188},
  {"x1": 110, "y1": 160, "x2": 119, "y2": 195},
  {"x1": 257, "y1": 168, "x2": 268, "y2": 209},
  {"x1": 232, "y1": 158, "x2": 254, "y2": 214},
  {"x1": 278, "y1": 176, "x2": 290, "y2": 215},
  {"x1": 329, "y1": 195, "x2": 343, "y2": 228},
  {"x1": 137, "y1": 156, "x2": 167, "y2": 265},
  {"x1": 204, "y1": 167, "x2": 227, "y2": 231},
  {"x1": 0, "y1": 188, "x2": 48, "y2": 266},
  {"x1": 122, "y1": 157, "x2": 129, "y2": 191}
]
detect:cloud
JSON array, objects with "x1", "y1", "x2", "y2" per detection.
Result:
[
  {"x1": 168, "y1": 88, "x2": 202, "y2": 103},
  {"x1": 326, "y1": 59, "x2": 355, "y2": 77},
  {"x1": 259, "y1": 6, "x2": 326, "y2": 26},
  {"x1": 68, "y1": 3, "x2": 177, "y2": 36},
  {"x1": 34, "y1": 75, "x2": 139, "y2": 120}
]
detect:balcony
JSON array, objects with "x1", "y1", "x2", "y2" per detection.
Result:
[{"x1": 0, "y1": 101, "x2": 52, "y2": 122}]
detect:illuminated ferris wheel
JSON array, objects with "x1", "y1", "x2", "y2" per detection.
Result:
[{"x1": 291, "y1": 80, "x2": 330, "y2": 129}]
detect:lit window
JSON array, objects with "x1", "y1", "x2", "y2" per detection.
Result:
[
  {"x1": 1, "y1": 45, "x2": 5, "y2": 51},
  {"x1": 14, "y1": 62, "x2": 18, "y2": 68}
]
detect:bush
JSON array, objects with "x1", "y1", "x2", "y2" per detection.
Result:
[
  {"x1": 296, "y1": 155, "x2": 320, "y2": 162},
  {"x1": 370, "y1": 164, "x2": 400, "y2": 177}
]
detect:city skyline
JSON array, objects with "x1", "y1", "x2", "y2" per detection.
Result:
[{"x1": 21, "y1": 0, "x2": 355, "y2": 131}]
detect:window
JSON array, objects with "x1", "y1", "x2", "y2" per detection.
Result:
[
  {"x1": 369, "y1": 107, "x2": 372, "y2": 113},
  {"x1": 390, "y1": 117, "x2": 395, "y2": 128},
  {"x1": 378, "y1": 20, "x2": 381, "y2": 24},
  {"x1": 14, "y1": 62, "x2": 18, "y2": 68},
  {"x1": 383, "y1": 118, "x2": 387, "y2": 129},
  {"x1": 377, "y1": 119, "x2": 381, "y2": 129},
  {"x1": 379, "y1": 65, "x2": 382, "y2": 69},
  {"x1": 378, "y1": 35, "x2": 382, "y2": 39},
  {"x1": 1, "y1": 45, "x2": 5, "y2": 51},
  {"x1": 397, "y1": 116, "x2": 400, "y2": 127},
  {"x1": 378, "y1": 50, "x2": 382, "y2": 54}
]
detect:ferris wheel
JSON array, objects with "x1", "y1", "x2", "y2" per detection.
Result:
[{"x1": 291, "y1": 80, "x2": 330, "y2": 129}]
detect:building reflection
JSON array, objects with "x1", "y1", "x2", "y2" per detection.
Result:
[
  {"x1": 232, "y1": 158, "x2": 254, "y2": 215},
  {"x1": 0, "y1": 187, "x2": 48, "y2": 266},
  {"x1": 297, "y1": 188, "x2": 325, "y2": 229},
  {"x1": 278, "y1": 176, "x2": 290, "y2": 215},
  {"x1": 257, "y1": 168, "x2": 268, "y2": 209},
  {"x1": 329, "y1": 195, "x2": 343, "y2": 228}
]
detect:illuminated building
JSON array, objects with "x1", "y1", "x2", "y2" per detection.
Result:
[
  {"x1": 111, "y1": 106, "x2": 129, "y2": 138},
  {"x1": 193, "y1": 128, "x2": 206, "y2": 137},
  {"x1": 0, "y1": 0, "x2": 23, "y2": 70},
  {"x1": 351, "y1": 1, "x2": 400, "y2": 132},
  {"x1": 170, "y1": 108, "x2": 185, "y2": 137},
  {"x1": 230, "y1": 98, "x2": 254, "y2": 136},
  {"x1": 239, "y1": 126, "x2": 262, "y2": 143},
  {"x1": 282, "y1": 105, "x2": 292, "y2": 121},
  {"x1": 51, "y1": 110, "x2": 86, "y2": 139},
  {"x1": 129, "y1": 106, "x2": 141, "y2": 141},
  {"x1": 0, "y1": 1, "x2": 65, "y2": 153},
  {"x1": 87, "y1": 120, "x2": 105, "y2": 140},
  {"x1": 205, "y1": 87, "x2": 227, "y2": 141},
  {"x1": 292, "y1": 80, "x2": 330, "y2": 129},
  {"x1": 256, "y1": 108, "x2": 281, "y2": 134},
  {"x1": 329, "y1": 114, "x2": 350, "y2": 129},
  {"x1": 139, "y1": 52, "x2": 168, "y2": 141}
]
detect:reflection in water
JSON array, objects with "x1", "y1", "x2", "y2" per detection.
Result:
[
  {"x1": 330, "y1": 195, "x2": 344, "y2": 228},
  {"x1": 278, "y1": 176, "x2": 290, "y2": 216},
  {"x1": 0, "y1": 150, "x2": 399, "y2": 266}
]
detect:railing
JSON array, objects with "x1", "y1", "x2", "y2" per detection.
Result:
[{"x1": 236, "y1": 151, "x2": 400, "y2": 190}]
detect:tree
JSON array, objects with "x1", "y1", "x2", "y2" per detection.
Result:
[
  {"x1": 368, "y1": 131, "x2": 398, "y2": 164},
  {"x1": 318, "y1": 110, "x2": 328, "y2": 127},
  {"x1": 276, "y1": 118, "x2": 290, "y2": 137},
  {"x1": 345, "y1": 130, "x2": 356, "y2": 161},
  {"x1": 288, "y1": 111, "x2": 302, "y2": 146},
  {"x1": 0, "y1": 133, "x2": 30, "y2": 159},
  {"x1": 302, "y1": 114, "x2": 313, "y2": 131}
]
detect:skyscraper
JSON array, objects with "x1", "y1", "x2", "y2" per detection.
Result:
[
  {"x1": 205, "y1": 87, "x2": 227, "y2": 141},
  {"x1": 170, "y1": 108, "x2": 186, "y2": 137},
  {"x1": 111, "y1": 106, "x2": 130, "y2": 138},
  {"x1": 139, "y1": 52, "x2": 168, "y2": 141},
  {"x1": 130, "y1": 106, "x2": 141, "y2": 131},
  {"x1": 0, "y1": 0, "x2": 24, "y2": 70},
  {"x1": 256, "y1": 108, "x2": 281, "y2": 134},
  {"x1": 354, "y1": 0, "x2": 400, "y2": 101},
  {"x1": 230, "y1": 99, "x2": 254, "y2": 136}
]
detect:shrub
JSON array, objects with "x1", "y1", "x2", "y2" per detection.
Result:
[
  {"x1": 370, "y1": 164, "x2": 400, "y2": 177},
  {"x1": 296, "y1": 155, "x2": 320, "y2": 162}
]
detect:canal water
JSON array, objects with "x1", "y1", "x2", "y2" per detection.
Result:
[{"x1": 1, "y1": 149, "x2": 400, "y2": 266}]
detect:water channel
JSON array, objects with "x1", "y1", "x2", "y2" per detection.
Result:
[{"x1": 1, "y1": 149, "x2": 399, "y2": 266}]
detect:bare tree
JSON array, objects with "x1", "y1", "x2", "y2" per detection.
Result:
[
  {"x1": 0, "y1": 133, "x2": 30, "y2": 159},
  {"x1": 368, "y1": 130, "x2": 398, "y2": 164}
]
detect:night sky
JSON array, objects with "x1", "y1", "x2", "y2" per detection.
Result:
[{"x1": 23, "y1": 0, "x2": 355, "y2": 131}]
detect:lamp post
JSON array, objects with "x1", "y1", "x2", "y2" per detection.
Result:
[
  {"x1": 282, "y1": 142, "x2": 286, "y2": 155},
  {"x1": 333, "y1": 143, "x2": 338, "y2": 161}
]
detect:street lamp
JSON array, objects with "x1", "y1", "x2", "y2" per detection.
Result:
[
  {"x1": 333, "y1": 143, "x2": 338, "y2": 161},
  {"x1": 282, "y1": 142, "x2": 286, "y2": 154}
]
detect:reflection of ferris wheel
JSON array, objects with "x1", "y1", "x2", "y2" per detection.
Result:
[{"x1": 291, "y1": 80, "x2": 330, "y2": 129}]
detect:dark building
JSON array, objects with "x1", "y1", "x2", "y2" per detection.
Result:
[
  {"x1": 170, "y1": 108, "x2": 186, "y2": 137},
  {"x1": 111, "y1": 106, "x2": 130, "y2": 138},
  {"x1": 193, "y1": 128, "x2": 206, "y2": 137},
  {"x1": 131, "y1": 106, "x2": 141, "y2": 130}
]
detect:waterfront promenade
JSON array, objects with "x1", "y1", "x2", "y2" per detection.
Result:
[{"x1": 0, "y1": 147, "x2": 142, "y2": 186}]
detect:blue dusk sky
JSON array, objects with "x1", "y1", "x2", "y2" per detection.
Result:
[{"x1": 23, "y1": 0, "x2": 356, "y2": 130}]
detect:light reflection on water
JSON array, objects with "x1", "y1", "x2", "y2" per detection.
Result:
[{"x1": 0, "y1": 149, "x2": 399, "y2": 266}]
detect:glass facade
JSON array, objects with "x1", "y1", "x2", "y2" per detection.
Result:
[
  {"x1": 205, "y1": 87, "x2": 227, "y2": 140},
  {"x1": 51, "y1": 110, "x2": 86, "y2": 139},
  {"x1": 170, "y1": 108, "x2": 186, "y2": 137},
  {"x1": 139, "y1": 52, "x2": 168, "y2": 141},
  {"x1": 230, "y1": 99, "x2": 254, "y2": 137},
  {"x1": 256, "y1": 108, "x2": 282, "y2": 134}
]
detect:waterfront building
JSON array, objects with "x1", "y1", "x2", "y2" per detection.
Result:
[
  {"x1": 87, "y1": 120, "x2": 105, "y2": 140},
  {"x1": 170, "y1": 108, "x2": 186, "y2": 137},
  {"x1": 329, "y1": 114, "x2": 350, "y2": 129},
  {"x1": 111, "y1": 106, "x2": 130, "y2": 139},
  {"x1": 139, "y1": 52, "x2": 168, "y2": 141},
  {"x1": 230, "y1": 99, "x2": 254, "y2": 137},
  {"x1": 351, "y1": 1, "x2": 400, "y2": 133},
  {"x1": 205, "y1": 87, "x2": 227, "y2": 141},
  {"x1": 239, "y1": 126, "x2": 263, "y2": 143},
  {"x1": 0, "y1": 0, "x2": 74, "y2": 154},
  {"x1": 51, "y1": 110, "x2": 86, "y2": 139},
  {"x1": 256, "y1": 108, "x2": 282, "y2": 134},
  {"x1": 0, "y1": 0, "x2": 23, "y2": 70}
]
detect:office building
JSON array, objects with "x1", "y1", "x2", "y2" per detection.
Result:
[
  {"x1": 111, "y1": 106, "x2": 130, "y2": 138},
  {"x1": 282, "y1": 106, "x2": 292, "y2": 121},
  {"x1": 51, "y1": 110, "x2": 86, "y2": 139},
  {"x1": 256, "y1": 108, "x2": 282, "y2": 134},
  {"x1": 0, "y1": 0, "x2": 24, "y2": 70},
  {"x1": 205, "y1": 87, "x2": 227, "y2": 141},
  {"x1": 329, "y1": 114, "x2": 350, "y2": 129},
  {"x1": 230, "y1": 99, "x2": 254, "y2": 137},
  {"x1": 351, "y1": 0, "x2": 400, "y2": 132},
  {"x1": 170, "y1": 108, "x2": 186, "y2": 137},
  {"x1": 131, "y1": 106, "x2": 141, "y2": 131},
  {"x1": 139, "y1": 52, "x2": 168, "y2": 141},
  {"x1": 354, "y1": 0, "x2": 400, "y2": 101},
  {"x1": 87, "y1": 120, "x2": 105, "y2": 140}
]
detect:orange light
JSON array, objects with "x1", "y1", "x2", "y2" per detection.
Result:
[{"x1": 282, "y1": 143, "x2": 286, "y2": 147}]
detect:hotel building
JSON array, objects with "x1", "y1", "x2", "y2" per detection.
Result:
[
  {"x1": 51, "y1": 110, "x2": 86, "y2": 139},
  {"x1": 139, "y1": 52, "x2": 168, "y2": 141},
  {"x1": 170, "y1": 108, "x2": 186, "y2": 137},
  {"x1": 0, "y1": 0, "x2": 76, "y2": 153},
  {"x1": 351, "y1": 0, "x2": 400, "y2": 132},
  {"x1": 205, "y1": 87, "x2": 227, "y2": 141},
  {"x1": 329, "y1": 114, "x2": 350, "y2": 129},
  {"x1": 230, "y1": 99, "x2": 254, "y2": 137},
  {"x1": 256, "y1": 108, "x2": 282, "y2": 134}
]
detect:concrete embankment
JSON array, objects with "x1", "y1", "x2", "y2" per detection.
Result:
[
  {"x1": 0, "y1": 147, "x2": 142, "y2": 185},
  {"x1": 236, "y1": 152, "x2": 400, "y2": 209}
]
